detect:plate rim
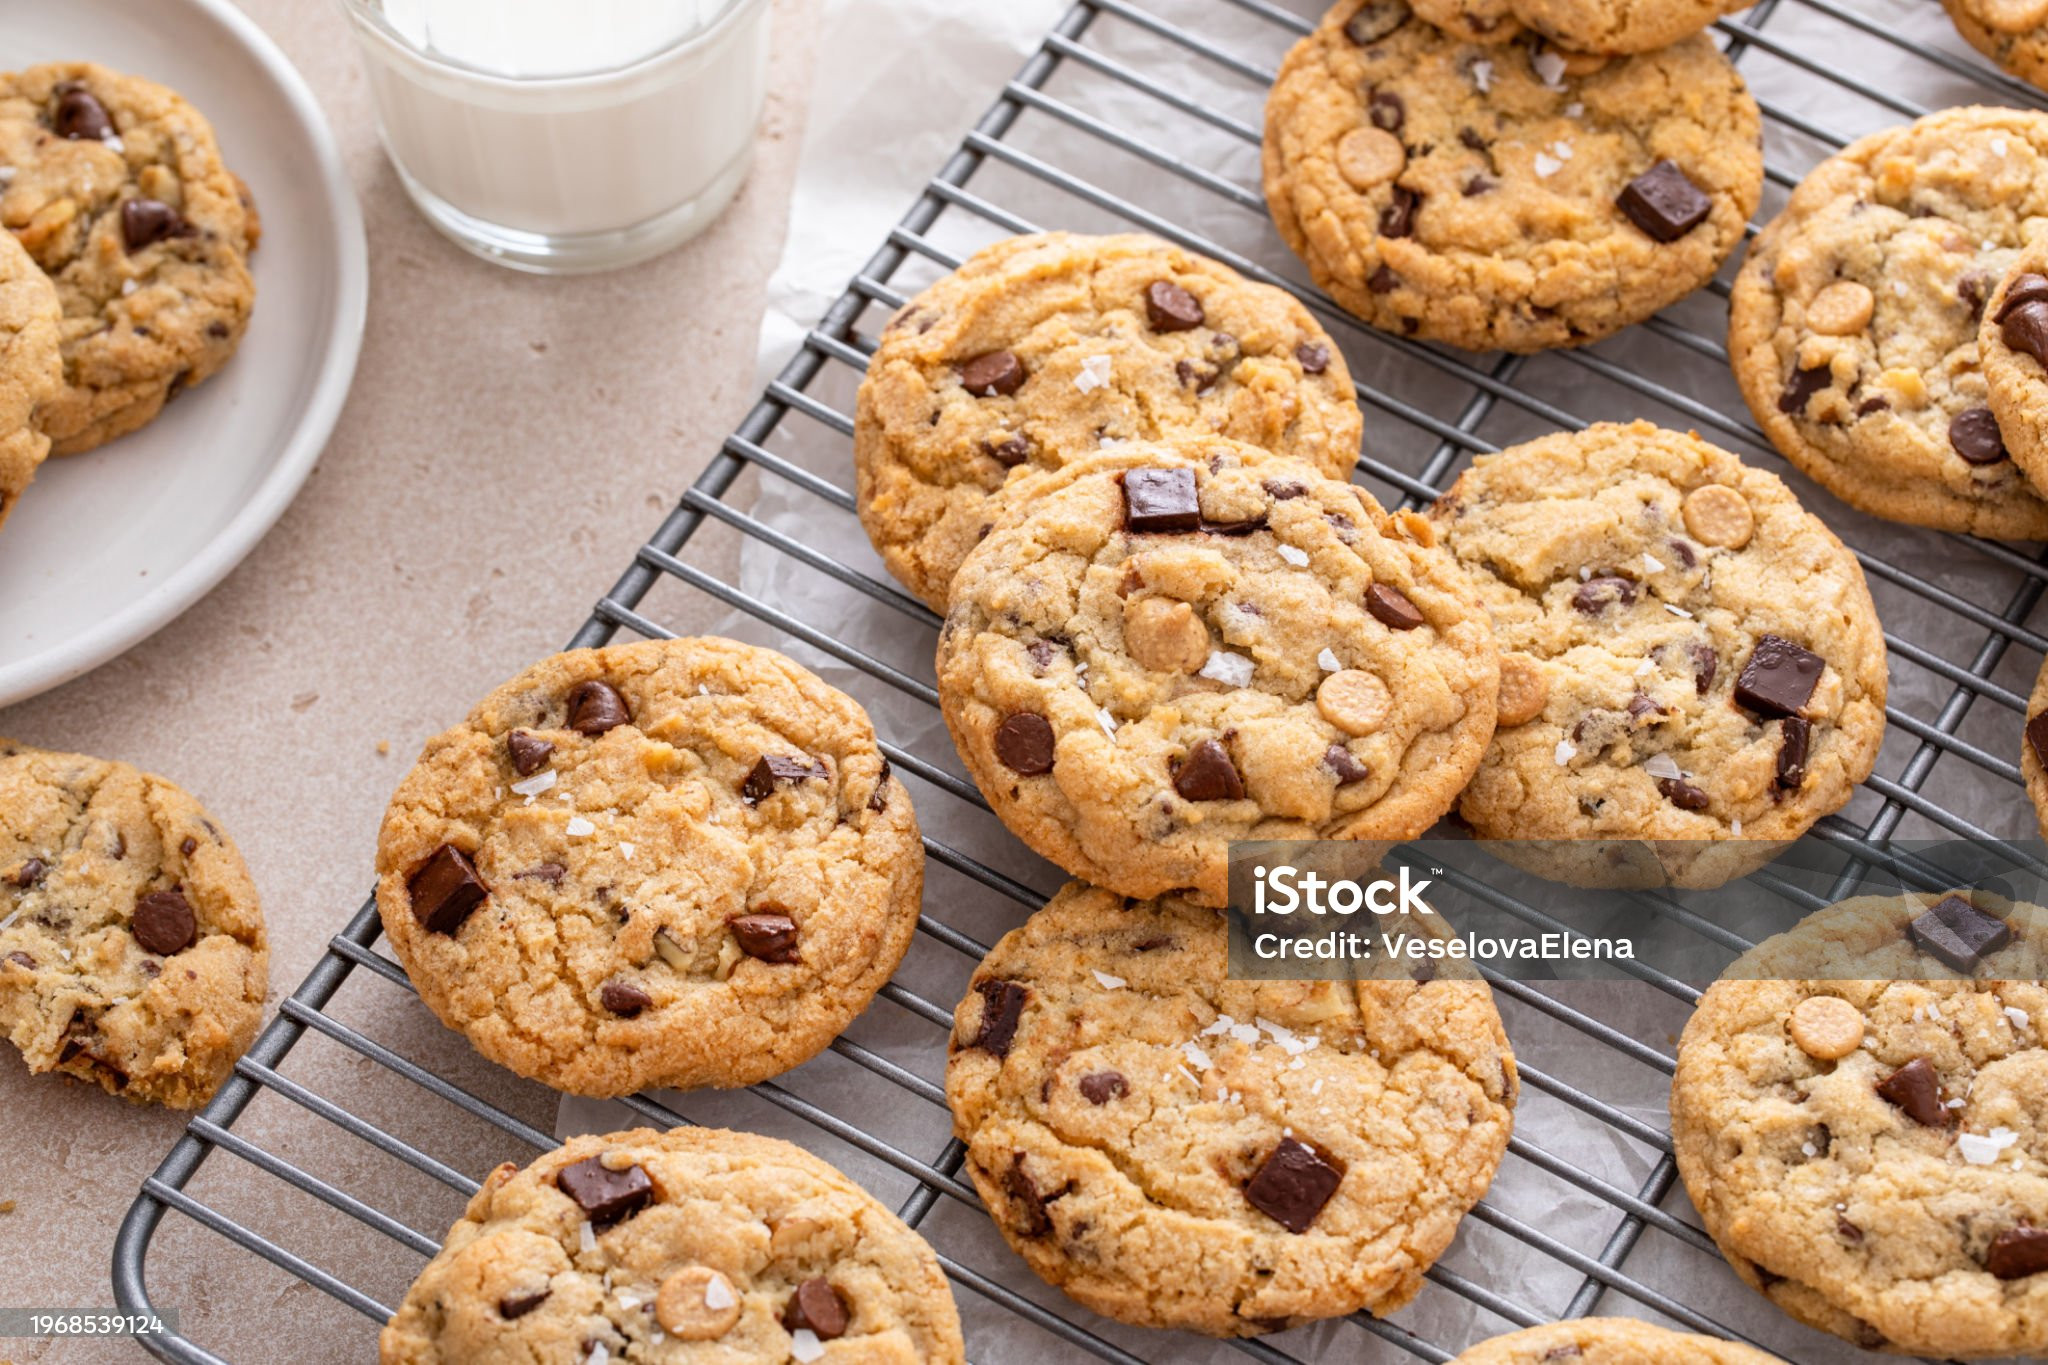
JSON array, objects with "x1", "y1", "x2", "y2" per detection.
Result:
[{"x1": 0, "y1": 0, "x2": 370, "y2": 708}]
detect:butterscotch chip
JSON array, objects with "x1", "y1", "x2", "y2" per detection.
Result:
[
  {"x1": 1495, "y1": 654, "x2": 1549, "y2": 727},
  {"x1": 1805, "y1": 280, "x2": 1874, "y2": 336},
  {"x1": 1317, "y1": 669, "x2": 1393, "y2": 736},
  {"x1": 655, "y1": 1266, "x2": 742, "y2": 1340},
  {"x1": 1122, "y1": 596, "x2": 1210, "y2": 673},
  {"x1": 1335, "y1": 127, "x2": 1405, "y2": 191},
  {"x1": 1681, "y1": 484, "x2": 1755, "y2": 549},
  {"x1": 1787, "y1": 994, "x2": 1864, "y2": 1060}
]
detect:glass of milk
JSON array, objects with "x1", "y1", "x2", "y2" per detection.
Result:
[{"x1": 335, "y1": 0, "x2": 774, "y2": 274}]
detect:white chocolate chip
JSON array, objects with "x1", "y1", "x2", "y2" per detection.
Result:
[
  {"x1": 655, "y1": 1266, "x2": 742, "y2": 1341},
  {"x1": 1788, "y1": 995, "x2": 1864, "y2": 1060},
  {"x1": 1316, "y1": 669, "x2": 1392, "y2": 736}
]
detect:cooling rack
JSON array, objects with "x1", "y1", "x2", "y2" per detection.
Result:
[{"x1": 112, "y1": 0, "x2": 2048, "y2": 1360}]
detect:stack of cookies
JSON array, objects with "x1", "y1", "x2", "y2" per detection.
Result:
[{"x1": 0, "y1": 62, "x2": 258, "y2": 536}]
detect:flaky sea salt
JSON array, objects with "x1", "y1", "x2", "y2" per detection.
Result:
[
  {"x1": 1642, "y1": 551, "x2": 1665, "y2": 575},
  {"x1": 1471, "y1": 58, "x2": 1494, "y2": 92},
  {"x1": 1097, "y1": 708, "x2": 1118, "y2": 738},
  {"x1": 579, "y1": 1222, "x2": 598, "y2": 1253},
  {"x1": 566, "y1": 815, "x2": 596, "y2": 837},
  {"x1": 1665, "y1": 604, "x2": 1693, "y2": 618},
  {"x1": 619, "y1": 841, "x2": 636, "y2": 861},
  {"x1": 1074, "y1": 354, "x2": 1113, "y2": 393},
  {"x1": 791, "y1": 1331, "x2": 825, "y2": 1364},
  {"x1": 1635, "y1": 659, "x2": 1657, "y2": 677},
  {"x1": 1731, "y1": 819, "x2": 1743, "y2": 836},
  {"x1": 1182, "y1": 1041, "x2": 1214, "y2": 1071},
  {"x1": 1318, "y1": 648, "x2": 1342, "y2": 672},
  {"x1": 1532, "y1": 48, "x2": 1567, "y2": 88},
  {"x1": 1534, "y1": 152, "x2": 1563, "y2": 178},
  {"x1": 1200, "y1": 651, "x2": 1255, "y2": 687},
  {"x1": 511, "y1": 770, "x2": 557, "y2": 800},
  {"x1": 2007, "y1": 1005, "x2": 2031, "y2": 1030},
  {"x1": 1959, "y1": 1127, "x2": 2020, "y2": 1165},
  {"x1": 1555, "y1": 739, "x2": 1577, "y2": 765},
  {"x1": 1993, "y1": 136, "x2": 2010, "y2": 156},
  {"x1": 1093, "y1": 970, "x2": 1127, "y2": 990},
  {"x1": 1642, "y1": 753, "x2": 1683, "y2": 781},
  {"x1": 1277, "y1": 544, "x2": 1310, "y2": 567},
  {"x1": 1257, "y1": 1017, "x2": 1318, "y2": 1055},
  {"x1": 702, "y1": 1275, "x2": 736, "y2": 1311},
  {"x1": 1564, "y1": 101, "x2": 1584, "y2": 118}
]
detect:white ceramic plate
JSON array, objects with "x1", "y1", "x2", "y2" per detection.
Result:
[{"x1": 0, "y1": 0, "x2": 367, "y2": 706}]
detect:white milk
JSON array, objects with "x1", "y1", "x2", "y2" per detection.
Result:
[{"x1": 339, "y1": 0, "x2": 773, "y2": 272}]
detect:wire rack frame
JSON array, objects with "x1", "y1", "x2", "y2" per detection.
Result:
[{"x1": 110, "y1": 0, "x2": 2048, "y2": 1361}]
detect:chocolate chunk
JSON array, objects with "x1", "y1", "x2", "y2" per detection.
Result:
[
  {"x1": 556, "y1": 1155, "x2": 654, "y2": 1226},
  {"x1": 5, "y1": 951, "x2": 34, "y2": 970},
  {"x1": 1200, "y1": 513, "x2": 1267, "y2": 537},
  {"x1": 1907, "y1": 895, "x2": 2011, "y2": 973},
  {"x1": 1294, "y1": 342, "x2": 1330, "y2": 374},
  {"x1": 1079, "y1": 1070, "x2": 1129, "y2": 1105},
  {"x1": 407, "y1": 844, "x2": 489, "y2": 935},
  {"x1": 782, "y1": 1278, "x2": 849, "y2": 1340},
  {"x1": 1778, "y1": 363, "x2": 1831, "y2": 416},
  {"x1": 729, "y1": 912, "x2": 800, "y2": 963},
  {"x1": 1776, "y1": 717, "x2": 1811, "y2": 790},
  {"x1": 868, "y1": 759, "x2": 891, "y2": 813},
  {"x1": 1003, "y1": 1156, "x2": 1061, "y2": 1237},
  {"x1": 1367, "y1": 90, "x2": 1405, "y2": 132},
  {"x1": 499, "y1": 1289, "x2": 550, "y2": 1319},
  {"x1": 507, "y1": 730, "x2": 554, "y2": 776},
  {"x1": 566, "y1": 680, "x2": 631, "y2": 735},
  {"x1": 1378, "y1": 186, "x2": 1419, "y2": 239},
  {"x1": 1463, "y1": 174, "x2": 1494, "y2": 196},
  {"x1": 2028, "y1": 711, "x2": 2048, "y2": 772},
  {"x1": 742, "y1": 754, "x2": 826, "y2": 803},
  {"x1": 1987, "y1": 1227, "x2": 2048, "y2": 1279},
  {"x1": 972, "y1": 978, "x2": 1028, "y2": 1057},
  {"x1": 1856, "y1": 396, "x2": 1890, "y2": 415},
  {"x1": 1734, "y1": 635, "x2": 1823, "y2": 718},
  {"x1": 984, "y1": 435, "x2": 1030, "y2": 467},
  {"x1": 180, "y1": 836, "x2": 198, "y2": 857},
  {"x1": 1365, "y1": 583, "x2": 1425, "y2": 630},
  {"x1": 1998, "y1": 273, "x2": 2048, "y2": 321},
  {"x1": 1626, "y1": 692, "x2": 1663, "y2": 722},
  {"x1": 1616, "y1": 160, "x2": 1711, "y2": 243},
  {"x1": 1264, "y1": 478, "x2": 1307, "y2": 500},
  {"x1": 994, "y1": 713, "x2": 1055, "y2": 775},
  {"x1": 1874, "y1": 1055, "x2": 1949, "y2": 1127},
  {"x1": 1836, "y1": 1215, "x2": 1864, "y2": 1245},
  {"x1": 51, "y1": 85, "x2": 113, "y2": 141},
  {"x1": 960, "y1": 350, "x2": 1025, "y2": 397},
  {"x1": 1367, "y1": 265, "x2": 1399, "y2": 294},
  {"x1": 1144, "y1": 280, "x2": 1204, "y2": 332},
  {"x1": 1656, "y1": 777, "x2": 1710, "y2": 811},
  {"x1": 1344, "y1": 0, "x2": 1410, "y2": 43},
  {"x1": 1323, "y1": 743, "x2": 1369, "y2": 785},
  {"x1": 1949, "y1": 406, "x2": 2008, "y2": 465},
  {"x1": 1572, "y1": 575, "x2": 1636, "y2": 614},
  {"x1": 1173, "y1": 739, "x2": 1245, "y2": 802},
  {"x1": 1961, "y1": 271, "x2": 1992, "y2": 318},
  {"x1": 1459, "y1": 126, "x2": 1488, "y2": 151},
  {"x1": 1691, "y1": 643, "x2": 1718, "y2": 697},
  {"x1": 599, "y1": 980, "x2": 651, "y2": 1016},
  {"x1": 1175, "y1": 358, "x2": 1219, "y2": 392},
  {"x1": 133, "y1": 890, "x2": 197, "y2": 956},
  {"x1": 514, "y1": 862, "x2": 566, "y2": 883},
  {"x1": 120, "y1": 199, "x2": 194, "y2": 253},
  {"x1": 1244, "y1": 1136, "x2": 1344, "y2": 1234},
  {"x1": 12, "y1": 857, "x2": 45, "y2": 888},
  {"x1": 1122, "y1": 467, "x2": 1201, "y2": 533},
  {"x1": 2001, "y1": 299, "x2": 2048, "y2": 367}
]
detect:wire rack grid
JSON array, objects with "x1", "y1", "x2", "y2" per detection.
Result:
[{"x1": 110, "y1": 0, "x2": 2048, "y2": 1361}]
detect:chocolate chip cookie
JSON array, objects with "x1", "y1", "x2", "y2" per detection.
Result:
[
  {"x1": 1411, "y1": 0, "x2": 1753, "y2": 51},
  {"x1": 375, "y1": 637, "x2": 922, "y2": 1098},
  {"x1": 1262, "y1": 0, "x2": 1762, "y2": 353},
  {"x1": 381, "y1": 1125, "x2": 966, "y2": 1364},
  {"x1": 946, "y1": 879, "x2": 1516, "y2": 1336},
  {"x1": 1450, "y1": 1318, "x2": 1783, "y2": 1363},
  {"x1": 855, "y1": 231, "x2": 1363, "y2": 610},
  {"x1": 1429, "y1": 422, "x2": 1887, "y2": 887},
  {"x1": 1945, "y1": 0, "x2": 2048, "y2": 94},
  {"x1": 0, "y1": 739, "x2": 268, "y2": 1108},
  {"x1": 1979, "y1": 244, "x2": 2048, "y2": 498},
  {"x1": 0, "y1": 63, "x2": 255, "y2": 456},
  {"x1": 935, "y1": 436, "x2": 1499, "y2": 906},
  {"x1": 0, "y1": 229, "x2": 60, "y2": 534},
  {"x1": 2020, "y1": 652, "x2": 2048, "y2": 840},
  {"x1": 1673, "y1": 892, "x2": 2048, "y2": 1357},
  {"x1": 1730, "y1": 106, "x2": 2048, "y2": 539}
]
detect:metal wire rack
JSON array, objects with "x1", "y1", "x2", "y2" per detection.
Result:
[{"x1": 111, "y1": 0, "x2": 2048, "y2": 1360}]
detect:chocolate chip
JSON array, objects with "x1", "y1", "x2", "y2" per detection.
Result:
[
  {"x1": 1365, "y1": 583, "x2": 1424, "y2": 630},
  {"x1": 1961, "y1": 271, "x2": 1992, "y2": 319},
  {"x1": 1949, "y1": 406, "x2": 2008, "y2": 465},
  {"x1": 782, "y1": 1278, "x2": 849, "y2": 1340},
  {"x1": 741, "y1": 754, "x2": 826, "y2": 803},
  {"x1": 120, "y1": 198, "x2": 194, "y2": 253},
  {"x1": 1734, "y1": 635, "x2": 1823, "y2": 718},
  {"x1": 1244, "y1": 1136, "x2": 1344, "y2": 1233},
  {"x1": 566, "y1": 680, "x2": 631, "y2": 735},
  {"x1": 1627, "y1": 692, "x2": 1663, "y2": 722},
  {"x1": 1079, "y1": 1070, "x2": 1129, "y2": 1104},
  {"x1": 514, "y1": 862, "x2": 566, "y2": 883},
  {"x1": 599, "y1": 980, "x2": 651, "y2": 1016},
  {"x1": 1856, "y1": 396, "x2": 1890, "y2": 415},
  {"x1": 1987, "y1": 1227, "x2": 2048, "y2": 1279},
  {"x1": 868, "y1": 760, "x2": 891, "y2": 813},
  {"x1": 1998, "y1": 273, "x2": 2048, "y2": 322},
  {"x1": 11, "y1": 857, "x2": 45, "y2": 888},
  {"x1": 1201, "y1": 513, "x2": 1267, "y2": 537},
  {"x1": 1323, "y1": 743, "x2": 1369, "y2": 785},
  {"x1": 556, "y1": 1155, "x2": 654, "y2": 1226},
  {"x1": 51, "y1": 85, "x2": 113, "y2": 141},
  {"x1": 1294, "y1": 342, "x2": 1330, "y2": 374},
  {"x1": 1459, "y1": 127, "x2": 1488, "y2": 151},
  {"x1": 1776, "y1": 717, "x2": 1811, "y2": 791},
  {"x1": 1368, "y1": 265, "x2": 1400, "y2": 294},
  {"x1": 2029, "y1": 711, "x2": 2048, "y2": 771},
  {"x1": 1907, "y1": 895, "x2": 2011, "y2": 973},
  {"x1": 1616, "y1": 160, "x2": 1712, "y2": 243},
  {"x1": 499, "y1": 1289, "x2": 550, "y2": 1319},
  {"x1": 1367, "y1": 90, "x2": 1405, "y2": 132},
  {"x1": 1378, "y1": 186, "x2": 1419, "y2": 239},
  {"x1": 1691, "y1": 643, "x2": 1718, "y2": 697},
  {"x1": 1657, "y1": 777, "x2": 1710, "y2": 812},
  {"x1": 507, "y1": 730, "x2": 554, "y2": 775},
  {"x1": 960, "y1": 350, "x2": 1025, "y2": 397},
  {"x1": 1264, "y1": 478, "x2": 1308, "y2": 500},
  {"x1": 994, "y1": 713, "x2": 1055, "y2": 775},
  {"x1": 133, "y1": 890, "x2": 197, "y2": 956},
  {"x1": 972, "y1": 978, "x2": 1028, "y2": 1057},
  {"x1": 1345, "y1": 0, "x2": 1410, "y2": 42},
  {"x1": 1144, "y1": 280, "x2": 1205, "y2": 332},
  {"x1": 5, "y1": 951, "x2": 34, "y2": 970},
  {"x1": 1873, "y1": 1055, "x2": 1949, "y2": 1127},
  {"x1": 1173, "y1": 739, "x2": 1245, "y2": 801},
  {"x1": 1003, "y1": 1155, "x2": 1062, "y2": 1236},
  {"x1": 2001, "y1": 299, "x2": 2048, "y2": 367},
  {"x1": 984, "y1": 435, "x2": 1031, "y2": 467},
  {"x1": 407, "y1": 844, "x2": 489, "y2": 935},
  {"x1": 1175, "y1": 358, "x2": 1219, "y2": 392},
  {"x1": 1122, "y1": 466, "x2": 1201, "y2": 533},
  {"x1": 1572, "y1": 576, "x2": 1636, "y2": 614},
  {"x1": 1464, "y1": 175, "x2": 1494, "y2": 196},
  {"x1": 1836, "y1": 1215, "x2": 1864, "y2": 1245},
  {"x1": 1778, "y1": 363, "x2": 1831, "y2": 416},
  {"x1": 180, "y1": 836, "x2": 198, "y2": 857},
  {"x1": 729, "y1": 912, "x2": 800, "y2": 963}
]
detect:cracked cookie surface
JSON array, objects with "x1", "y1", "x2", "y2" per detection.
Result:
[
  {"x1": 1429, "y1": 423, "x2": 1886, "y2": 886},
  {"x1": 1261, "y1": 0, "x2": 1761, "y2": 352},
  {"x1": 374, "y1": 638, "x2": 922, "y2": 1098},
  {"x1": 1979, "y1": 242, "x2": 2048, "y2": 499},
  {"x1": 1412, "y1": 0, "x2": 1753, "y2": 51},
  {"x1": 945, "y1": 880, "x2": 1517, "y2": 1336},
  {"x1": 0, "y1": 229, "x2": 59, "y2": 534},
  {"x1": 1944, "y1": 0, "x2": 2048, "y2": 94},
  {"x1": 1673, "y1": 893, "x2": 2048, "y2": 1358},
  {"x1": 936, "y1": 436, "x2": 1498, "y2": 906},
  {"x1": 0, "y1": 739, "x2": 267, "y2": 1108},
  {"x1": 381, "y1": 1125, "x2": 965, "y2": 1364},
  {"x1": 1730, "y1": 105, "x2": 2048, "y2": 538},
  {"x1": 0, "y1": 62, "x2": 254, "y2": 455},
  {"x1": 855, "y1": 231, "x2": 1362, "y2": 610},
  {"x1": 1450, "y1": 1317, "x2": 1782, "y2": 1362}
]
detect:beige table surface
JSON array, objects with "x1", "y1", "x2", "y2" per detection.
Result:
[{"x1": 0, "y1": 0, "x2": 819, "y2": 1358}]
